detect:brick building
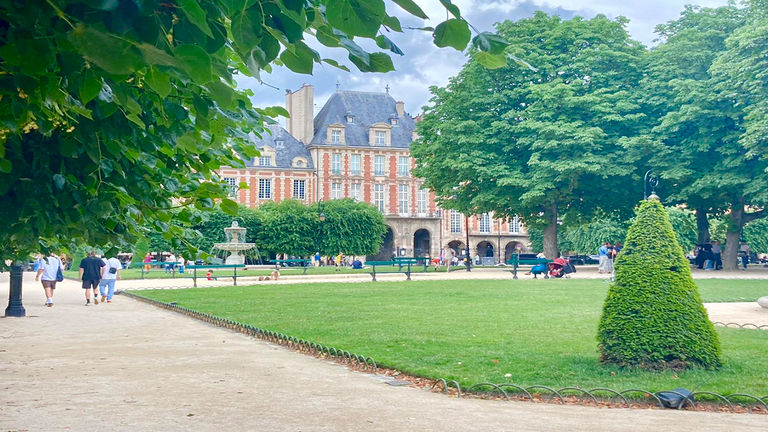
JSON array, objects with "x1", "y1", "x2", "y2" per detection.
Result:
[{"x1": 220, "y1": 85, "x2": 529, "y2": 263}]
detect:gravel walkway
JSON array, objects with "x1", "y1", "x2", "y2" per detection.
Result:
[{"x1": 1, "y1": 272, "x2": 767, "y2": 431}]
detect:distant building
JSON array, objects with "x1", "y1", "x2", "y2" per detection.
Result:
[{"x1": 218, "y1": 85, "x2": 529, "y2": 262}]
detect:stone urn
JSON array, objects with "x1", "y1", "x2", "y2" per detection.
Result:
[{"x1": 758, "y1": 296, "x2": 768, "y2": 309}]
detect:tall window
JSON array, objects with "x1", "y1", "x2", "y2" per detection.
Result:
[
  {"x1": 331, "y1": 129, "x2": 341, "y2": 143},
  {"x1": 398, "y1": 184, "x2": 409, "y2": 214},
  {"x1": 258, "y1": 178, "x2": 271, "y2": 199},
  {"x1": 350, "y1": 154, "x2": 361, "y2": 175},
  {"x1": 331, "y1": 153, "x2": 341, "y2": 174},
  {"x1": 350, "y1": 183, "x2": 361, "y2": 201},
  {"x1": 417, "y1": 188, "x2": 428, "y2": 214},
  {"x1": 450, "y1": 210, "x2": 462, "y2": 233},
  {"x1": 374, "y1": 155, "x2": 385, "y2": 175},
  {"x1": 480, "y1": 213, "x2": 491, "y2": 233},
  {"x1": 258, "y1": 156, "x2": 272, "y2": 167},
  {"x1": 509, "y1": 215, "x2": 521, "y2": 234},
  {"x1": 374, "y1": 130, "x2": 386, "y2": 146},
  {"x1": 374, "y1": 184, "x2": 385, "y2": 213},
  {"x1": 331, "y1": 182, "x2": 342, "y2": 199},
  {"x1": 398, "y1": 156, "x2": 409, "y2": 176},
  {"x1": 293, "y1": 180, "x2": 305, "y2": 200},
  {"x1": 224, "y1": 177, "x2": 237, "y2": 197}
]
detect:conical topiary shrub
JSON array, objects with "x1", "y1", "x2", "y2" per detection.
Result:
[{"x1": 597, "y1": 198, "x2": 721, "y2": 369}]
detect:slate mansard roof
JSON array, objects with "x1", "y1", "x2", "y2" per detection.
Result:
[
  {"x1": 309, "y1": 91, "x2": 416, "y2": 148},
  {"x1": 244, "y1": 125, "x2": 314, "y2": 169}
]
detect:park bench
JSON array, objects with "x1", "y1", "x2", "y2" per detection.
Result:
[
  {"x1": 271, "y1": 258, "x2": 312, "y2": 275},
  {"x1": 365, "y1": 259, "x2": 421, "y2": 281},
  {"x1": 392, "y1": 256, "x2": 429, "y2": 272},
  {"x1": 186, "y1": 264, "x2": 246, "y2": 287}
]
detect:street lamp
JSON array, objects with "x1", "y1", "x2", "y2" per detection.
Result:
[{"x1": 465, "y1": 214, "x2": 471, "y2": 272}]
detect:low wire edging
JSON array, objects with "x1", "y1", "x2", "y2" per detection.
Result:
[{"x1": 118, "y1": 290, "x2": 767, "y2": 414}]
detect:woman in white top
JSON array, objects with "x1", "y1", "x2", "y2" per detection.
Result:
[{"x1": 35, "y1": 253, "x2": 62, "y2": 307}]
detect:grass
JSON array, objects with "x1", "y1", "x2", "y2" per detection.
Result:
[
  {"x1": 64, "y1": 263, "x2": 462, "y2": 280},
  {"x1": 133, "y1": 279, "x2": 768, "y2": 396}
]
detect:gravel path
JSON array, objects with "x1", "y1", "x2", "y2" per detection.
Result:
[{"x1": 1, "y1": 273, "x2": 767, "y2": 431}]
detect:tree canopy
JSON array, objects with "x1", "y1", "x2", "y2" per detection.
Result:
[
  {"x1": 412, "y1": 13, "x2": 647, "y2": 259},
  {"x1": 0, "y1": 0, "x2": 508, "y2": 267}
]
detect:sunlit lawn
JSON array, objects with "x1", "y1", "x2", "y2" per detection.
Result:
[{"x1": 133, "y1": 279, "x2": 768, "y2": 395}]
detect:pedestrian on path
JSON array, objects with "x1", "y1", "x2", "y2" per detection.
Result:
[
  {"x1": 99, "y1": 255, "x2": 122, "y2": 303},
  {"x1": 143, "y1": 253, "x2": 152, "y2": 271},
  {"x1": 598, "y1": 242, "x2": 610, "y2": 273},
  {"x1": 35, "y1": 252, "x2": 63, "y2": 307},
  {"x1": 79, "y1": 250, "x2": 105, "y2": 306},
  {"x1": 177, "y1": 254, "x2": 186, "y2": 274}
]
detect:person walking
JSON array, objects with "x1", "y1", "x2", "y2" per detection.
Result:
[
  {"x1": 740, "y1": 241, "x2": 750, "y2": 270},
  {"x1": 79, "y1": 250, "x2": 105, "y2": 306},
  {"x1": 598, "y1": 242, "x2": 610, "y2": 273},
  {"x1": 177, "y1": 254, "x2": 185, "y2": 274},
  {"x1": 35, "y1": 252, "x2": 63, "y2": 307},
  {"x1": 165, "y1": 253, "x2": 176, "y2": 274},
  {"x1": 99, "y1": 255, "x2": 122, "y2": 303}
]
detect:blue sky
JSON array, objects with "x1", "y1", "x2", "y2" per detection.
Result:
[{"x1": 236, "y1": 0, "x2": 731, "y2": 119}]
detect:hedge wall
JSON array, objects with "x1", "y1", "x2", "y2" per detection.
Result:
[{"x1": 597, "y1": 199, "x2": 721, "y2": 369}]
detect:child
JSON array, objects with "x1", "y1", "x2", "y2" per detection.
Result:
[{"x1": 206, "y1": 269, "x2": 214, "y2": 280}]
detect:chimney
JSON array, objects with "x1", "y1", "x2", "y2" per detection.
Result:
[
  {"x1": 286, "y1": 84, "x2": 314, "y2": 144},
  {"x1": 395, "y1": 101, "x2": 405, "y2": 117}
]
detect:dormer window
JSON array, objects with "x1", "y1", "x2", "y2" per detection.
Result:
[
  {"x1": 390, "y1": 114, "x2": 398, "y2": 126},
  {"x1": 327, "y1": 124, "x2": 345, "y2": 144},
  {"x1": 331, "y1": 129, "x2": 341, "y2": 143},
  {"x1": 345, "y1": 111, "x2": 354, "y2": 123},
  {"x1": 274, "y1": 138, "x2": 284, "y2": 149},
  {"x1": 258, "y1": 156, "x2": 272, "y2": 167},
  {"x1": 369, "y1": 122, "x2": 392, "y2": 146},
  {"x1": 375, "y1": 131, "x2": 386, "y2": 146}
]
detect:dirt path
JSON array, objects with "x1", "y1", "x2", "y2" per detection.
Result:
[{"x1": 1, "y1": 274, "x2": 766, "y2": 431}]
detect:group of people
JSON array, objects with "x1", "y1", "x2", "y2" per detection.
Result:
[
  {"x1": 597, "y1": 242, "x2": 623, "y2": 274},
  {"x1": 142, "y1": 252, "x2": 186, "y2": 274},
  {"x1": 695, "y1": 241, "x2": 753, "y2": 270},
  {"x1": 34, "y1": 249, "x2": 121, "y2": 307}
]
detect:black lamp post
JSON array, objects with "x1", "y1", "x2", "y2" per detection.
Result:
[
  {"x1": 5, "y1": 263, "x2": 26, "y2": 317},
  {"x1": 644, "y1": 170, "x2": 659, "y2": 200},
  {"x1": 465, "y1": 214, "x2": 471, "y2": 272}
]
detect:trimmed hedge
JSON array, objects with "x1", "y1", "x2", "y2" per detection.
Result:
[{"x1": 597, "y1": 199, "x2": 721, "y2": 369}]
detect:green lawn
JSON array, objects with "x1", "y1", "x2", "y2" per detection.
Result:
[
  {"x1": 133, "y1": 279, "x2": 768, "y2": 396},
  {"x1": 64, "y1": 263, "x2": 460, "y2": 280}
]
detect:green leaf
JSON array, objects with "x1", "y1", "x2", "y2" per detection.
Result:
[
  {"x1": 136, "y1": 43, "x2": 177, "y2": 66},
  {"x1": 221, "y1": 198, "x2": 239, "y2": 215},
  {"x1": 326, "y1": 0, "x2": 386, "y2": 38},
  {"x1": 375, "y1": 35, "x2": 404, "y2": 55},
  {"x1": 231, "y1": 7, "x2": 264, "y2": 53},
  {"x1": 71, "y1": 25, "x2": 142, "y2": 75},
  {"x1": 472, "y1": 32, "x2": 510, "y2": 55},
  {"x1": 79, "y1": 69, "x2": 103, "y2": 104},
  {"x1": 322, "y1": 58, "x2": 350, "y2": 72},
  {"x1": 315, "y1": 26, "x2": 340, "y2": 47},
  {"x1": 145, "y1": 67, "x2": 172, "y2": 98},
  {"x1": 174, "y1": 44, "x2": 213, "y2": 84},
  {"x1": 207, "y1": 81, "x2": 234, "y2": 108},
  {"x1": 0, "y1": 159, "x2": 11, "y2": 173},
  {"x1": 391, "y1": 0, "x2": 428, "y2": 19},
  {"x1": 125, "y1": 113, "x2": 145, "y2": 129},
  {"x1": 382, "y1": 15, "x2": 402, "y2": 32},
  {"x1": 279, "y1": 41, "x2": 317, "y2": 74},
  {"x1": 439, "y1": 0, "x2": 461, "y2": 19},
  {"x1": 178, "y1": 0, "x2": 214, "y2": 38},
  {"x1": 368, "y1": 52, "x2": 395, "y2": 72},
  {"x1": 473, "y1": 51, "x2": 507, "y2": 69},
  {"x1": 433, "y1": 19, "x2": 470, "y2": 51}
]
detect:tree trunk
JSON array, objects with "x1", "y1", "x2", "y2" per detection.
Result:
[
  {"x1": 723, "y1": 198, "x2": 744, "y2": 271},
  {"x1": 542, "y1": 203, "x2": 559, "y2": 259},
  {"x1": 696, "y1": 206, "x2": 710, "y2": 244}
]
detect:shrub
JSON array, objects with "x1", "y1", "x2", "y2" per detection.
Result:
[{"x1": 597, "y1": 199, "x2": 721, "y2": 369}]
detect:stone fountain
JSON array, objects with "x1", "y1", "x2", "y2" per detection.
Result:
[{"x1": 213, "y1": 221, "x2": 255, "y2": 265}]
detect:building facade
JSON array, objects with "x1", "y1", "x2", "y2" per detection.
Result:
[{"x1": 220, "y1": 85, "x2": 529, "y2": 263}]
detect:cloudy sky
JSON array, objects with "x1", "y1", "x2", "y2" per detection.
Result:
[{"x1": 237, "y1": 0, "x2": 731, "y2": 119}]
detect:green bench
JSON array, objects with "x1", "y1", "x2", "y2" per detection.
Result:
[
  {"x1": 186, "y1": 264, "x2": 246, "y2": 287},
  {"x1": 365, "y1": 260, "x2": 420, "y2": 281},
  {"x1": 271, "y1": 259, "x2": 312, "y2": 275}
]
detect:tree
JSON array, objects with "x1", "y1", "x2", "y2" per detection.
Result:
[
  {"x1": 317, "y1": 199, "x2": 387, "y2": 256},
  {"x1": 598, "y1": 199, "x2": 721, "y2": 370},
  {"x1": 412, "y1": 13, "x2": 647, "y2": 259},
  {"x1": 0, "y1": 0, "x2": 508, "y2": 268},
  {"x1": 643, "y1": 3, "x2": 768, "y2": 269},
  {"x1": 259, "y1": 200, "x2": 320, "y2": 257}
]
